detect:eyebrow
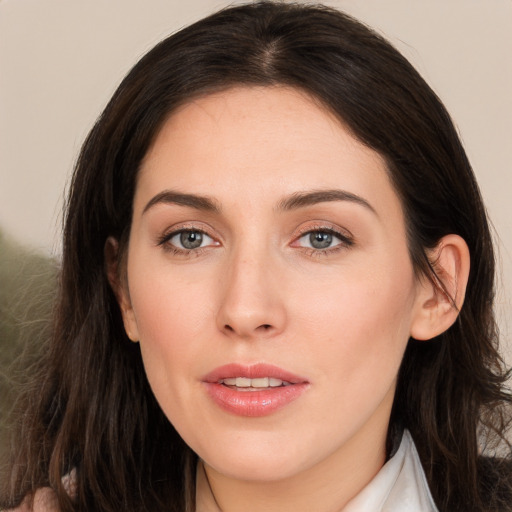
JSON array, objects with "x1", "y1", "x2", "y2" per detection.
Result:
[
  {"x1": 142, "y1": 188, "x2": 376, "y2": 216},
  {"x1": 277, "y1": 189, "x2": 377, "y2": 215},
  {"x1": 142, "y1": 190, "x2": 221, "y2": 215}
]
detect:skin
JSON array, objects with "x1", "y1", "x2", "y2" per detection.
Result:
[
  {"x1": 11, "y1": 86, "x2": 470, "y2": 512},
  {"x1": 114, "y1": 85, "x2": 461, "y2": 512}
]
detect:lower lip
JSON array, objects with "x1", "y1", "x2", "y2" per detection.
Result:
[{"x1": 204, "y1": 382, "x2": 308, "y2": 417}]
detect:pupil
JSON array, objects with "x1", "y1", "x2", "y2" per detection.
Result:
[
  {"x1": 310, "y1": 232, "x2": 332, "y2": 249},
  {"x1": 180, "y1": 231, "x2": 203, "y2": 249}
]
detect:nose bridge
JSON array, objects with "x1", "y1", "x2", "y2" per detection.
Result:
[{"x1": 217, "y1": 236, "x2": 285, "y2": 338}]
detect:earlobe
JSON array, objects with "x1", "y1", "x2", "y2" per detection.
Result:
[
  {"x1": 410, "y1": 234, "x2": 470, "y2": 341},
  {"x1": 104, "y1": 236, "x2": 140, "y2": 342}
]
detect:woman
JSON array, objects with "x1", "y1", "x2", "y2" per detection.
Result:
[{"x1": 1, "y1": 2, "x2": 510, "y2": 511}]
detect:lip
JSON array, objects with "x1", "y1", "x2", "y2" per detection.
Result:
[
  {"x1": 203, "y1": 363, "x2": 308, "y2": 384},
  {"x1": 202, "y1": 363, "x2": 309, "y2": 417}
]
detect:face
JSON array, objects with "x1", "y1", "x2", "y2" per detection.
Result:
[{"x1": 119, "y1": 86, "x2": 427, "y2": 483}]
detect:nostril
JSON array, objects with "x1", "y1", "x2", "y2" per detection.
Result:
[{"x1": 221, "y1": 323, "x2": 275, "y2": 335}]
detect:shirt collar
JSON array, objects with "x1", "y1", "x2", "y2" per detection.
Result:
[{"x1": 343, "y1": 430, "x2": 439, "y2": 512}]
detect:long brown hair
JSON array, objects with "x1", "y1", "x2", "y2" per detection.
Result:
[{"x1": 1, "y1": 2, "x2": 510, "y2": 511}]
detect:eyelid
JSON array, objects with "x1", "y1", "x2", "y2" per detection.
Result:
[{"x1": 293, "y1": 222, "x2": 354, "y2": 241}]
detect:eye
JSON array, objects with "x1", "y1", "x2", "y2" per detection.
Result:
[
  {"x1": 165, "y1": 229, "x2": 216, "y2": 250},
  {"x1": 303, "y1": 231, "x2": 336, "y2": 249},
  {"x1": 294, "y1": 228, "x2": 353, "y2": 251}
]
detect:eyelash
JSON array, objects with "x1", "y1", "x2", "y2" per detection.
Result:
[
  {"x1": 157, "y1": 226, "x2": 216, "y2": 257},
  {"x1": 156, "y1": 225, "x2": 354, "y2": 257},
  {"x1": 293, "y1": 225, "x2": 354, "y2": 257}
]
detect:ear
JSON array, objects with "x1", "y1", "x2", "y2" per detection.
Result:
[
  {"x1": 410, "y1": 234, "x2": 470, "y2": 341},
  {"x1": 104, "y1": 236, "x2": 140, "y2": 342}
]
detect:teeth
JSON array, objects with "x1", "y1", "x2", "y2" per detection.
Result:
[
  {"x1": 236, "y1": 377, "x2": 252, "y2": 388},
  {"x1": 251, "y1": 377, "x2": 269, "y2": 388},
  {"x1": 220, "y1": 377, "x2": 289, "y2": 388}
]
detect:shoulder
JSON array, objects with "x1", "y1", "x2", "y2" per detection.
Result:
[
  {"x1": 6, "y1": 488, "x2": 60, "y2": 512},
  {"x1": 6, "y1": 469, "x2": 76, "y2": 511}
]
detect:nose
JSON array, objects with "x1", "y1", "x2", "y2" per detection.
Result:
[{"x1": 216, "y1": 248, "x2": 287, "y2": 340}]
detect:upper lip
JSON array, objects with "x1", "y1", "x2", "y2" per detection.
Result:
[{"x1": 203, "y1": 363, "x2": 308, "y2": 384}]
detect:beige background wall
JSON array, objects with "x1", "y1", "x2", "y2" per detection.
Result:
[{"x1": 0, "y1": 0, "x2": 511, "y2": 357}]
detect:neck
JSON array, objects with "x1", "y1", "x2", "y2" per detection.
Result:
[{"x1": 195, "y1": 416, "x2": 389, "y2": 512}]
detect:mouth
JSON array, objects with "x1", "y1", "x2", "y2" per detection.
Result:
[
  {"x1": 202, "y1": 363, "x2": 309, "y2": 417},
  {"x1": 218, "y1": 376, "x2": 293, "y2": 391}
]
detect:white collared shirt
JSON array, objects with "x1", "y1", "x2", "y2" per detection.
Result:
[{"x1": 343, "y1": 430, "x2": 439, "y2": 511}]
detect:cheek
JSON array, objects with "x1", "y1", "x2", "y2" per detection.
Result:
[
  {"x1": 127, "y1": 262, "x2": 214, "y2": 393},
  {"x1": 294, "y1": 257, "x2": 416, "y2": 380},
  {"x1": 130, "y1": 284, "x2": 214, "y2": 431},
  {"x1": 128, "y1": 249, "x2": 213, "y2": 338},
  {"x1": 291, "y1": 264, "x2": 416, "y2": 444}
]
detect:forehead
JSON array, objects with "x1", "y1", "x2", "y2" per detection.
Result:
[{"x1": 136, "y1": 86, "x2": 401, "y2": 219}]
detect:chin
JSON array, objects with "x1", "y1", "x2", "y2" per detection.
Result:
[
  {"x1": 192, "y1": 428, "x2": 331, "y2": 483},
  {"x1": 207, "y1": 452, "x2": 309, "y2": 483}
]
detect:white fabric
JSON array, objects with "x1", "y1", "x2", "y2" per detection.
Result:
[{"x1": 343, "y1": 430, "x2": 439, "y2": 512}]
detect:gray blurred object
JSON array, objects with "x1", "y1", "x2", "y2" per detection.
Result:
[{"x1": 0, "y1": 229, "x2": 57, "y2": 456}]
